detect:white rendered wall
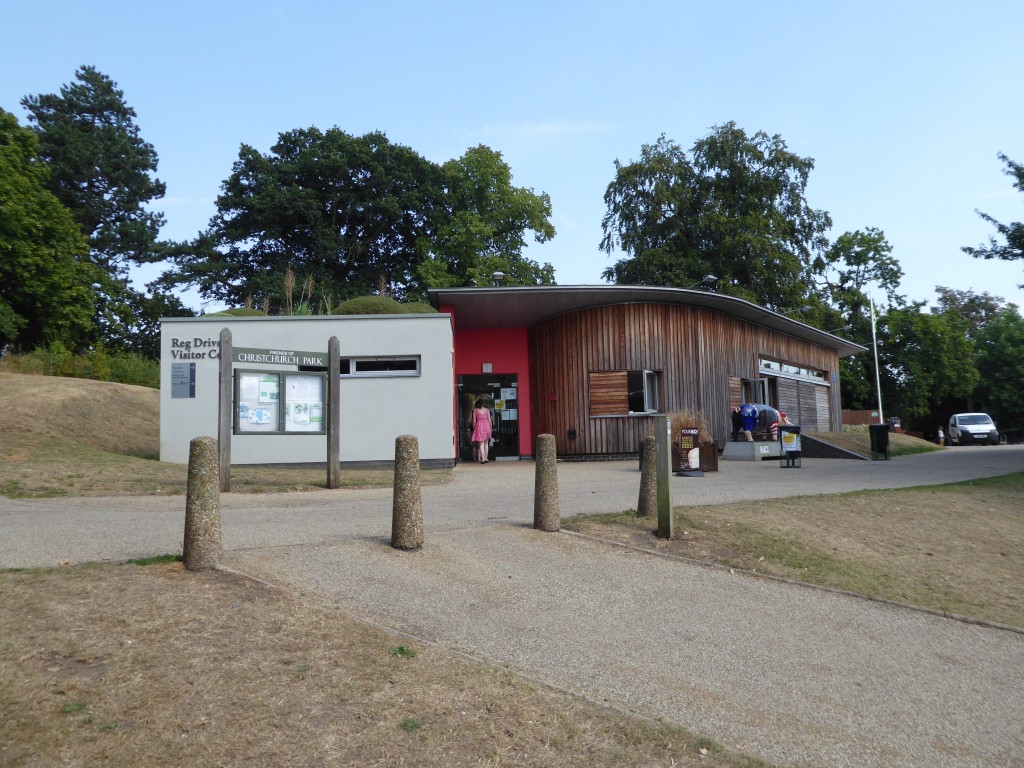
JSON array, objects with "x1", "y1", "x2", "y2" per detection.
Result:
[{"x1": 160, "y1": 314, "x2": 454, "y2": 465}]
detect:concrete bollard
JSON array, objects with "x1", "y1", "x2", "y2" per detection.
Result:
[
  {"x1": 533, "y1": 434, "x2": 560, "y2": 532},
  {"x1": 637, "y1": 435, "x2": 657, "y2": 518},
  {"x1": 183, "y1": 436, "x2": 221, "y2": 571},
  {"x1": 391, "y1": 435, "x2": 424, "y2": 550}
]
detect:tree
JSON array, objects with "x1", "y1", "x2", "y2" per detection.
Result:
[
  {"x1": 0, "y1": 109, "x2": 100, "y2": 351},
  {"x1": 20, "y1": 66, "x2": 185, "y2": 354},
  {"x1": 160, "y1": 127, "x2": 441, "y2": 311},
  {"x1": 419, "y1": 145, "x2": 556, "y2": 290},
  {"x1": 816, "y1": 228, "x2": 903, "y2": 316},
  {"x1": 876, "y1": 304, "x2": 977, "y2": 423},
  {"x1": 931, "y1": 287, "x2": 1017, "y2": 340},
  {"x1": 600, "y1": 123, "x2": 832, "y2": 310},
  {"x1": 21, "y1": 66, "x2": 166, "y2": 275},
  {"x1": 963, "y1": 153, "x2": 1024, "y2": 286},
  {"x1": 160, "y1": 131, "x2": 557, "y2": 310},
  {"x1": 972, "y1": 308, "x2": 1024, "y2": 434}
]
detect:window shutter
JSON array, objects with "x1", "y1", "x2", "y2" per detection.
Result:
[{"x1": 589, "y1": 371, "x2": 628, "y2": 416}]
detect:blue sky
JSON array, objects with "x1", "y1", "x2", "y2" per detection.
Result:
[{"x1": 3, "y1": 0, "x2": 1023, "y2": 313}]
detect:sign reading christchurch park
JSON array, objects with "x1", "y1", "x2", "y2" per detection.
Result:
[{"x1": 233, "y1": 347, "x2": 327, "y2": 367}]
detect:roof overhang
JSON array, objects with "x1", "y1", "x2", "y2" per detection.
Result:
[{"x1": 427, "y1": 285, "x2": 867, "y2": 358}]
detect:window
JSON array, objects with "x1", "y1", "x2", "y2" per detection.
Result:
[
  {"x1": 330, "y1": 356, "x2": 420, "y2": 377},
  {"x1": 590, "y1": 370, "x2": 660, "y2": 416},
  {"x1": 759, "y1": 357, "x2": 826, "y2": 383}
]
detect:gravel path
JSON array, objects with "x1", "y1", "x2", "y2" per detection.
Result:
[
  {"x1": 225, "y1": 525, "x2": 1023, "y2": 768},
  {"x1": 3, "y1": 446, "x2": 1023, "y2": 766}
]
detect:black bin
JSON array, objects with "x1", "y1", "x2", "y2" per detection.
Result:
[{"x1": 869, "y1": 423, "x2": 890, "y2": 460}]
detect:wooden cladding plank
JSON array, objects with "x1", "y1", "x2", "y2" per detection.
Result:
[
  {"x1": 728, "y1": 376, "x2": 743, "y2": 409},
  {"x1": 815, "y1": 386, "x2": 831, "y2": 429},
  {"x1": 589, "y1": 370, "x2": 628, "y2": 416},
  {"x1": 778, "y1": 379, "x2": 800, "y2": 419},
  {"x1": 798, "y1": 381, "x2": 820, "y2": 431}
]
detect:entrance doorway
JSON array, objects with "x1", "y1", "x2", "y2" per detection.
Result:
[{"x1": 458, "y1": 374, "x2": 519, "y2": 462}]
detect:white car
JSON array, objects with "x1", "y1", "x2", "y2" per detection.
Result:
[{"x1": 947, "y1": 413, "x2": 1000, "y2": 446}]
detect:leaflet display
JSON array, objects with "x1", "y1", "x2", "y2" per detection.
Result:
[
  {"x1": 235, "y1": 371, "x2": 326, "y2": 435},
  {"x1": 285, "y1": 374, "x2": 325, "y2": 432}
]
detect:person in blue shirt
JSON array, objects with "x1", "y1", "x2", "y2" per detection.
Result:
[{"x1": 739, "y1": 403, "x2": 757, "y2": 442}]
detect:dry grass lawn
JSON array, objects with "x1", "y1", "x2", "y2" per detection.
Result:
[
  {"x1": 0, "y1": 561, "x2": 766, "y2": 768},
  {"x1": 2, "y1": 371, "x2": 1020, "y2": 766},
  {"x1": 565, "y1": 474, "x2": 1024, "y2": 628},
  {"x1": 0, "y1": 372, "x2": 448, "y2": 496},
  {"x1": 0, "y1": 372, "x2": 769, "y2": 767}
]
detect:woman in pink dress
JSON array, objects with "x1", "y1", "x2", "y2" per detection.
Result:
[{"x1": 470, "y1": 398, "x2": 494, "y2": 463}]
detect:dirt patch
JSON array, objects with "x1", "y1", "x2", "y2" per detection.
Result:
[
  {"x1": 0, "y1": 562, "x2": 767, "y2": 768},
  {"x1": 565, "y1": 475, "x2": 1024, "y2": 628}
]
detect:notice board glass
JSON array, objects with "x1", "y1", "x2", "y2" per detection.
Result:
[
  {"x1": 285, "y1": 374, "x2": 325, "y2": 432},
  {"x1": 235, "y1": 371, "x2": 325, "y2": 435}
]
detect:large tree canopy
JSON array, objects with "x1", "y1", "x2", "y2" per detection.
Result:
[
  {"x1": 973, "y1": 308, "x2": 1024, "y2": 433},
  {"x1": 876, "y1": 304, "x2": 977, "y2": 421},
  {"x1": 600, "y1": 122, "x2": 832, "y2": 310},
  {"x1": 160, "y1": 130, "x2": 556, "y2": 311},
  {"x1": 19, "y1": 66, "x2": 189, "y2": 355},
  {"x1": 21, "y1": 65, "x2": 166, "y2": 275},
  {"x1": 931, "y1": 287, "x2": 1017, "y2": 340},
  {"x1": 420, "y1": 145, "x2": 556, "y2": 289},
  {"x1": 0, "y1": 109, "x2": 99, "y2": 350},
  {"x1": 816, "y1": 228, "x2": 903, "y2": 317},
  {"x1": 963, "y1": 153, "x2": 1024, "y2": 286}
]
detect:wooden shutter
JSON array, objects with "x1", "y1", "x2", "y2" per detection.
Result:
[{"x1": 589, "y1": 371, "x2": 628, "y2": 416}]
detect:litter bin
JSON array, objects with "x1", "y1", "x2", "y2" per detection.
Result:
[{"x1": 869, "y1": 423, "x2": 890, "y2": 460}]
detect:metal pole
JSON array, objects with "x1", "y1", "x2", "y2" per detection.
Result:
[{"x1": 870, "y1": 299, "x2": 884, "y2": 424}]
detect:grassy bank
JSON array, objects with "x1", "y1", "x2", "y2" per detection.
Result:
[{"x1": 565, "y1": 472, "x2": 1024, "y2": 628}]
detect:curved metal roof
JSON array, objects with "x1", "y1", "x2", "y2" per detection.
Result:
[{"x1": 427, "y1": 285, "x2": 866, "y2": 358}]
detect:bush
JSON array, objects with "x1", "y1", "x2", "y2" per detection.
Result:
[
  {"x1": 645, "y1": 407, "x2": 714, "y2": 445},
  {"x1": 398, "y1": 301, "x2": 438, "y2": 314},
  {"x1": 332, "y1": 296, "x2": 437, "y2": 315},
  {"x1": 203, "y1": 308, "x2": 268, "y2": 317},
  {"x1": 0, "y1": 345, "x2": 159, "y2": 388}
]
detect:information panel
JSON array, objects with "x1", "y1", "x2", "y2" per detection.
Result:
[
  {"x1": 285, "y1": 374, "x2": 325, "y2": 432},
  {"x1": 171, "y1": 362, "x2": 196, "y2": 398},
  {"x1": 236, "y1": 372, "x2": 281, "y2": 433}
]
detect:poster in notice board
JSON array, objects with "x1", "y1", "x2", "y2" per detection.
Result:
[
  {"x1": 285, "y1": 374, "x2": 325, "y2": 433},
  {"x1": 236, "y1": 372, "x2": 280, "y2": 432}
]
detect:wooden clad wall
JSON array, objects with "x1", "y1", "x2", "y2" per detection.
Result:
[{"x1": 528, "y1": 303, "x2": 844, "y2": 456}]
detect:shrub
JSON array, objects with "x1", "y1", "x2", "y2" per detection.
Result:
[
  {"x1": 203, "y1": 308, "x2": 268, "y2": 317},
  {"x1": 646, "y1": 407, "x2": 714, "y2": 445},
  {"x1": 398, "y1": 301, "x2": 438, "y2": 314},
  {"x1": 0, "y1": 345, "x2": 159, "y2": 388},
  {"x1": 333, "y1": 296, "x2": 404, "y2": 315}
]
